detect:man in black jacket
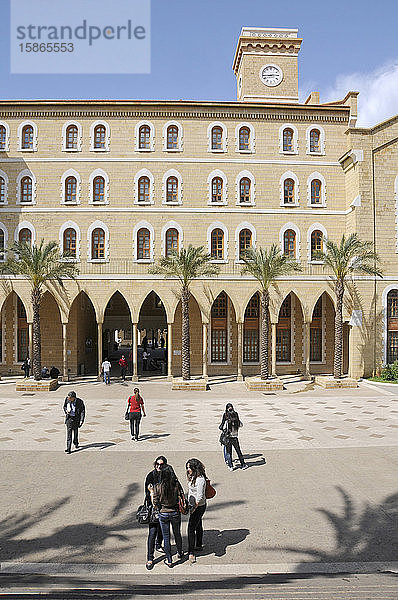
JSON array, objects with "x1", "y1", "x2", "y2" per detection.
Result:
[{"x1": 63, "y1": 391, "x2": 85, "y2": 454}]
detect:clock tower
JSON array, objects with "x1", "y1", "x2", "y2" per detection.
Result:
[{"x1": 233, "y1": 27, "x2": 302, "y2": 103}]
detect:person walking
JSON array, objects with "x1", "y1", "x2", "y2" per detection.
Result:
[
  {"x1": 219, "y1": 402, "x2": 234, "y2": 468},
  {"x1": 118, "y1": 355, "x2": 128, "y2": 381},
  {"x1": 63, "y1": 391, "x2": 85, "y2": 454},
  {"x1": 126, "y1": 387, "x2": 146, "y2": 441},
  {"x1": 186, "y1": 458, "x2": 207, "y2": 564},
  {"x1": 144, "y1": 456, "x2": 168, "y2": 570},
  {"x1": 223, "y1": 409, "x2": 248, "y2": 471},
  {"x1": 21, "y1": 356, "x2": 30, "y2": 378},
  {"x1": 101, "y1": 358, "x2": 111, "y2": 384},
  {"x1": 150, "y1": 465, "x2": 184, "y2": 568}
]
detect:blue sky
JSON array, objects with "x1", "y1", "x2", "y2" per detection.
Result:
[{"x1": 1, "y1": 0, "x2": 398, "y2": 126}]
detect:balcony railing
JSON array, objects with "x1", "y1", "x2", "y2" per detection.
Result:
[{"x1": 77, "y1": 259, "x2": 332, "y2": 277}]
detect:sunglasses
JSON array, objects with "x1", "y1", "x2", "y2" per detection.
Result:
[{"x1": 156, "y1": 462, "x2": 164, "y2": 467}]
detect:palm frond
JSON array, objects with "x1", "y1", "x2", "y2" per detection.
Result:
[
  {"x1": 150, "y1": 245, "x2": 220, "y2": 288},
  {"x1": 240, "y1": 244, "x2": 302, "y2": 290}
]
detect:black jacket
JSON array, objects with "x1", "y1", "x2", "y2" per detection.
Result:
[
  {"x1": 63, "y1": 397, "x2": 85, "y2": 426},
  {"x1": 144, "y1": 468, "x2": 162, "y2": 506}
]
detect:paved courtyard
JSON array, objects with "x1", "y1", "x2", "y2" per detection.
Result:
[{"x1": 0, "y1": 375, "x2": 397, "y2": 597}]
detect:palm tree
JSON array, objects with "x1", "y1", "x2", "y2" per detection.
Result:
[
  {"x1": 315, "y1": 233, "x2": 382, "y2": 378},
  {"x1": 240, "y1": 245, "x2": 302, "y2": 380},
  {"x1": 0, "y1": 240, "x2": 79, "y2": 380},
  {"x1": 150, "y1": 245, "x2": 220, "y2": 380}
]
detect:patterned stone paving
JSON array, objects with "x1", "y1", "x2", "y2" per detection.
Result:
[{"x1": 0, "y1": 378, "x2": 397, "y2": 452}]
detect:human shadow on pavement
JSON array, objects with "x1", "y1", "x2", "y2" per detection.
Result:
[
  {"x1": 74, "y1": 442, "x2": 116, "y2": 451},
  {"x1": 261, "y1": 486, "x2": 398, "y2": 568},
  {"x1": 200, "y1": 528, "x2": 250, "y2": 557},
  {"x1": 137, "y1": 433, "x2": 170, "y2": 441}
]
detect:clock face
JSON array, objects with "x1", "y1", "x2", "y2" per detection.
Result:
[{"x1": 260, "y1": 64, "x2": 283, "y2": 87}]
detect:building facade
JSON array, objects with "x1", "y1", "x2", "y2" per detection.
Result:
[{"x1": 0, "y1": 27, "x2": 397, "y2": 380}]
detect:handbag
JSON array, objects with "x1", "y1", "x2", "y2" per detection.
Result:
[
  {"x1": 124, "y1": 411, "x2": 130, "y2": 421},
  {"x1": 219, "y1": 430, "x2": 230, "y2": 446},
  {"x1": 136, "y1": 502, "x2": 150, "y2": 525},
  {"x1": 178, "y1": 491, "x2": 189, "y2": 515},
  {"x1": 205, "y1": 478, "x2": 216, "y2": 499}
]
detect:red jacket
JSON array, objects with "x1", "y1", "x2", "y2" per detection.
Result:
[
  {"x1": 128, "y1": 394, "x2": 144, "y2": 413},
  {"x1": 119, "y1": 358, "x2": 128, "y2": 368}
]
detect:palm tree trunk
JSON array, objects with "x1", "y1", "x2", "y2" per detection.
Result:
[
  {"x1": 334, "y1": 279, "x2": 344, "y2": 379},
  {"x1": 31, "y1": 286, "x2": 42, "y2": 380},
  {"x1": 260, "y1": 290, "x2": 270, "y2": 379},
  {"x1": 181, "y1": 286, "x2": 190, "y2": 380}
]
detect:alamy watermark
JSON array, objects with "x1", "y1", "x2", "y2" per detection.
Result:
[{"x1": 10, "y1": 0, "x2": 150, "y2": 74}]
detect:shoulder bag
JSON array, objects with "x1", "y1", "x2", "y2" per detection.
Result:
[{"x1": 205, "y1": 478, "x2": 216, "y2": 499}]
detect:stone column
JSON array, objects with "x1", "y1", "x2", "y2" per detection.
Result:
[
  {"x1": 237, "y1": 321, "x2": 243, "y2": 381},
  {"x1": 132, "y1": 322, "x2": 138, "y2": 382},
  {"x1": 62, "y1": 323, "x2": 68, "y2": 381},
  {"x1": 97, "y1": 322, "x2": 103, "y2": 380},
  {"x1": 202, "y1": 322, "x2": 208, "y2": 380},
  {"x1": 304, "y1": 321, "x2": 311, "y2": 379},
  {"x1": 271, "y1": 322, "x2": 277, "y2": 377},
  {"x1": 28, "y1": 322, "x2": 33, "y2": 362},
  {"x1": 167, "y1": 323, "x2": 173, "y2": 382}
]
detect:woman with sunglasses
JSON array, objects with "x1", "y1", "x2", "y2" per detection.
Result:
[
  {"x1": 144, "y1": 455, "x2": 167, "y2": 570},
  {"x1": 186, "y1": 458, "x2": 207, "y2": 564},
  {"x1": 150, "y1": 464, "x2": 184, "y2": 568}
]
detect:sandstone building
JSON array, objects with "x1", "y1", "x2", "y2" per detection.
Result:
[{"x1": 0, "y1": 27, "x2": 397, "y2": 380}]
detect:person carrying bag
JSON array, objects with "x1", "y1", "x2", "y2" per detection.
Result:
[{"x1": 126, "y1": 387, "x2": 146, "y2": 441}]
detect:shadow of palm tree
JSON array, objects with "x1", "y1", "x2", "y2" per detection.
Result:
[
  {"x1": 263, "y1": 487, "x2": 398, "y2": 569},
  {"x1": 200, "y1": 528, "x2": 250, "y2": 557}
]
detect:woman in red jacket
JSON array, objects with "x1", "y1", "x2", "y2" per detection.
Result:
[
  {"x1": 118, "y1": 355, "x2": 128, "y2": 381},
  {"x1": 127, "y1": 387, "x2": 146, "y2": 441}
]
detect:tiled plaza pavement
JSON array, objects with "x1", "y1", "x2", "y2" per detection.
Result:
[
  {"x1": 0, "y1": 375, "x2": 397, "y2": 584},
  {"x1": 0, "y1": 376, "x2": 397, "y2": 451}
]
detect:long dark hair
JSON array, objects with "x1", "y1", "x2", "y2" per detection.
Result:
[
  {"x1": 186, "y1": 458, "x2": 206, "y2": 485},
  {"x1": 159, "y1": 465, "x2": 179, "y2": 505},
  {"x1": 224, "y1": 402, "x2": 234, "y2": 416},
  {"x1": 227, "y1": 409, "x2": 240, "y2": 430},
  {"x1": 153, "y1": 455, "x2": 167, "y2": 469}
]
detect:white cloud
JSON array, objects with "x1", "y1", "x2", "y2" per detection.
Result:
[{"x1": 323, "y1": 60, "x2": 398, "y2": 127}]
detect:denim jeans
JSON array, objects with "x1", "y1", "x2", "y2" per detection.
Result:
[
  {"x1": 187, "y1": 504, "x2": 206, "y2": 554},
  {"x1": 129, "y1": 413, "x2": 141, "y2": 439},
  {"x1": 147, "y1": 521, "x2": 163, "y2": 561},
  {"x1": 225, "y1": 436, "x2": 246, "y2": 467},
  {"x1": 103, "y1": 371, "x2": 110, "y2": 384},
  {"x1": 223, "y1": 444, "x2": 231, "y2": 466},
  {"x1": 158, "y1": 511, "x2": 182, "y2": 564}
]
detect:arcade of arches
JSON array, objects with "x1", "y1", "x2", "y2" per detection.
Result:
[{"x1": 0, "y1": 283, "x2": 368, "y2": 380}]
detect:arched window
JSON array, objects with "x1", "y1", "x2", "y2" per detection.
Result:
[
  {"x1": 21, "y1": 176, "x2": 32, "y2": 203},
  {"x1": 65, "y1": 176, "x2": 77, "y2": 203},
  {"x1": 239, "y1": 229, "x2": 252, "y2": 259},
  {"x1": 283, "y1": 229, "x2": 296, "y2": 258},
  {"x1": 166, "y1": 176, "x2": 178, "y2": 203},
  {"x1": 22, "y1": 125, "x2": 34, "y2": 149},
  {"x1": 211, "y1": 292, "x2": 228, "y2": 362},
  {"x1": 239, "y1": 126, "x2": 250, "y2": 151},
  {"x1": 19, "y1": 228, "x2": 32, "y2": 245},
  {"x1": 277, "y1": 295, "x2": 291, "y2": 362},
  {"x1": 66, "y1": 125, "x2": 78, "y2": 150},
  {"x1": 283, "y1": 128, "x2": 293, "y2": 152},
  {"x1": 94, "y1": 124, "x2": 106, "y2": 149},
  {"x1": 311, "y1": 230, "x2": 323, "y2": 260},
  {"x1": 387, "y1": 290, "x2": 398, "y2": 363},
  {"x1": 92, "y1": 228, "x2": 105, "y2": 259},
  {"x1": 310, "y1": 297, "x2": 322, "y2": 362},
  {"x1": 284, "y1": 178, "x2": 295, "y2": 204},
  {"x1": 93, "y1": 176, "x2": 105, "y2": 203},
  {"x1": 239, "y1": 178, "x2": 251, "y2": 203},
  {"x1": 63, "y1": 228, "x2": 77, "y2": 258},
  {"x1": 212, "y1": 177, "x2": 223, "y2": 203},
  {"x1": 309, "y1": 129, "x2": 321, "y2": 153},
  {"x1": 244, "y1": 293, "x2": 259, "y2": 362},
  {"x1": 0, "y1": 229, "x2": 4, "y2": 259},
  {"x1": 138, "y1": 176, "x2": 150, "y2": 203},
  {"x1": 0, "y1": 177, "x2": 5, "y2": 203},
  {"x1": 139, "y1": 125, "x2": 151, "y2": 149},
  {"x1": 167, "y1": 125, "x2": 178, "y2": 149},
  {"x1": 165, "y1": 228, "x2": 178, "y2": 256},
  {"x1": 311, "y1": 179, "x2": 322, "y2": 204},
  {"x1": 211, "y1": 228, "x2": 224, "y2": 260},
  {"x1": 17, "y1": 297, "x2": 28, "y2": 362},
  {"x1": 211, "y1": 126, "x2": 223, "y2": 150},
  {"x1": 0, "y1": 125, "x2": 6, "y2": 150},
  {"x1": 137, "y1": 228, "x2": 150, "y2": 259}
]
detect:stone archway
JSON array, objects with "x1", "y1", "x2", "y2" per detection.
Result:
[
  {"x1": 68, "y1": 291, "x2": 97, "y2": 376},
  {"x1": 103, "y1": 291, "x2": 132, "y2": 376},
  {"x1": 40, "y1": 291, "x2": 62, "y2": 373},
  {"x1": 138, "y1": 291, "x2": 168, "y2": 376},
  {"x1": 276, "y1": 291, "x2": 305, "y2": 375}
]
